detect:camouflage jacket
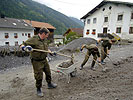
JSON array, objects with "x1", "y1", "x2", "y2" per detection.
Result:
[
  {"x1": 101, "y1": 38, "x2": 112, "y2": 50},
  {"x1": 84, "y1": 44, "x2": 100, "y2": 57},
  {"x1": 23, "y1": 35, "x2": 48, "y2": 60}
]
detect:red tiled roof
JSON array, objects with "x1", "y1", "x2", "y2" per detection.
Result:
[
  {"x1": 24, "y1": 20, "x2": 56, "y2": 29},
  {"x1": 71, "y1": 28, "x2": 83, "y2": 36},
  {"x1": 63, "y1": 28, "x2": 83, "y2": 36}
]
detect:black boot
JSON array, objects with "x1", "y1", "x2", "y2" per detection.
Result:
[
  {"x1": 37, "y1": 88, "x2": 44, "y2": 97},
  {"x1": 48, "y1": 83, "x2": 57, "y2": 89}
]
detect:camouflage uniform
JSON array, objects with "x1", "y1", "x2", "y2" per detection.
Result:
[
  {"x1": 100, "y1": 38, "x2": 112, "y2": 62},
  {"x1": 81, "y1": 44, "x2": 100, "y2": 68},
  {"x1": 23, "y1": 35, "x2": 51, "y2": 89}
]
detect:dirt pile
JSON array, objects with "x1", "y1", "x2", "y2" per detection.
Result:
[
  {"x1": 58, "y1": 37, "x2": 96, "y2": 52},
  {"x1": 58, "y1": 59, "x2": 73, "y2": 68},
  {"x1": 0, "y1": 55, "x2": 31, "y2": 71}
]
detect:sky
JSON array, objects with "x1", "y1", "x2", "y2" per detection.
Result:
[{"x1": 33, "y1": 0, "x2": 133, "y2": 19}]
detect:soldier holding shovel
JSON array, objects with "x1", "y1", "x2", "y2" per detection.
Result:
[
  {"x1": 20, "y1": 27, "x2": 57, "y2": 97},
  {"x1": 97, "y1": 38, "x2": 112, "y2": 65},
  {"x1": 80, "y1": 44, "x2": 101, "y2": 70}
]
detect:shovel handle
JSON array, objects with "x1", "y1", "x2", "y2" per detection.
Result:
[
  {"x1": 33, "y1": 49, "x2": 50, "y2": 53},
  {"x1": 33, "y1": 49, "x2": 72, "y2": 58}
]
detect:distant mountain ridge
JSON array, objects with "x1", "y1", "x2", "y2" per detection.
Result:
[
  {"x1": 69, "y1": 17, "x2": 84, "y2": 27},
  {"x1": 0, "y1": 0, "x2": 82, "y2": 35}
]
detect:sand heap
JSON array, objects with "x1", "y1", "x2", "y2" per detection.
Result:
[{"x1": 58, "y1": 37, "x2": 96, "y2": 52}]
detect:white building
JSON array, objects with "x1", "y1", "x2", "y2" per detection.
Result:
[
  {"x1": 0, "y1": 16, "x2": 34, "y2": 46},
  {"x1": 81, "y1": 0, "x2": 133, "y2": 40},
  {"x1": 54, "y1": 35, "x2": 64, "y2": 44}
]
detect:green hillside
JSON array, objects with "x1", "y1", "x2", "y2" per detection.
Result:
[{"x1": 0, "y1": 0, "x2": 82, "y2": 34}]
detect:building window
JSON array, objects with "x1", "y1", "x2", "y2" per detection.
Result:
[
  {"x1": 117, "y1": 14, "x2": 123, "y2": 21},
  {"x1": 93, "y1": 18, "x2": 97, "y2": 24},
  {"x1": 104, "y1": 17, "x2": 108, "y2": 22},
  {"x1": 92, "y1": 29, "x2": 96, "y2": 35},
  {"x1": 5, "y1": 42, "x2": 9, "y2": 46},
  {"x1": 129, "y1": 27, "x2": 133, "y2": 34},
  {"x1": 22, "y1": 33, "x2": 24, "y2": 36},
  {"x1": 15, "y1": 41, "x2": 18, "y2": 46},
  {"x1": 5, "y1": 33, "x2": 9, "y2": 38},
  {"x1": 25, "y1": 33, "x2": 27, "y2": 36},
  {"x1": 87, "y1": 19, "x2": 90, "y2": 24},
  {"x1": 28, "y1": 33, "x2": 31, "y2": 38},
  {"x1": 131, "y1": 13, "x2": 133, "y2": 19},
  {"x1": 86, "y1": 30, "x2": 89, "y2": 35},
  {"x1": 14, "y1": 33, "x2": 18, "y2": 38},
  {"x1": 116, "y1": 27, "x2": 121, "y2": 33}
]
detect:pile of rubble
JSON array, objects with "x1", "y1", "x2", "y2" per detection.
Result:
[{"x1": 58, "y1": 37, "x2": 96, "y2": 52}]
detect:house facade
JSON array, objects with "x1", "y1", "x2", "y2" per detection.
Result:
[
  {"x1": 81, "y1": 0, "x2": 133, "y2": 40},
  {"x1": 54, "y1": 35, "x2": 64, "y2": 44},
  {"x1": 0, "y1": 17, "x2": 34, "y2": 46},
  {"x1": 24, "y1": 20, "x2": 56, "y2": 42}
]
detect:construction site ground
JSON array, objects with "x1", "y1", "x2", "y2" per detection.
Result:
[{"x1": 0, "y1": 43, "x2": 133, "y2": 100}]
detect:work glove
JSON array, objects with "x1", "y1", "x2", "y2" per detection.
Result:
[
  {"x1": 96, "y1": 41, "x2": 98, "y2": 46},
  {"x1": 22, "y1": 45, "x2": 32, "y2": 52},
  {"x1": 52, "y1": 52, "x2": 57, "y2": 56},
  {"x1": 80, "y1": 48, "x2": 83, "y2": 51},
  {"x1": 49, "y1": 51, "x2": 57, "y2": 56}
]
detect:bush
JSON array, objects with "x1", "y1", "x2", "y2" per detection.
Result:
[{"x1": 64, "y1": 32, "x2": 80, "y2": 44}]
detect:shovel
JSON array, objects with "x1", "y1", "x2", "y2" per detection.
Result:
[
  {"x1": 32, "y1": 48, "x2": 72, "y2": 58},
  {"x1": 99, "y1": 48, "x2": 117, "y2": 66},
  {"x1": 81, "y1": 51, "x2": 108, "y2": 72}
]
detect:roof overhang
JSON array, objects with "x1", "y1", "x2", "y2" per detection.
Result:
[{"x1": 81, "y1": 0, "x2": 133, "y2": 19}]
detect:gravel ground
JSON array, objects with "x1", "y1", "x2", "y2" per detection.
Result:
[{"x1": 0, "y1": 39, "x2": 133, "y2": 100}]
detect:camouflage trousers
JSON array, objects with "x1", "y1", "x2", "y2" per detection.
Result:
[
  {"x1": 101, "y1": 47, "x2": 107, "y2": 62},
  {"x1": 81, "y1": 51, "x2": 97, "y2": 68},
  {"x1": 31, "y1": 59, "x2": 51, "y2": 88}
]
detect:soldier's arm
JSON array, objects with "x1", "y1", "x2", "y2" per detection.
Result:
[
  {"x1": 108, "y1": 43, "x2": 112, "y2": 50},
  {"x1": 23, "y1": 38, "x2": 36, "y2": 47},
  {"x1": 20, "y1": 37, "x2": 35, "y2": 51},
  {"x1": 84, "y1": 45, "x2": 90, "y2": 49}
]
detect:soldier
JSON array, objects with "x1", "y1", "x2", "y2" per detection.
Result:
[
  {"x1": 20, "y1": 27, "x2": 57, "y2": 97},
  {"x1": 97, "y1": 38, "x2": 112, "y2": 65},
  {"x1": 80, "y1": 44, "x2": 100, "y2": 70}
]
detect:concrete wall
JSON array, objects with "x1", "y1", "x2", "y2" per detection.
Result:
[
  {"x1": 0, "y1": 28, "x2": 34, "y2": 46},
  {"x1": 83, "y1": 3, "x2": 133, "y2": 40}
]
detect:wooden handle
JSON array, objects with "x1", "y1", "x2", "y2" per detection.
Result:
[{"x1": 33, "y1": 49, "x2": 72, "y2": 58}]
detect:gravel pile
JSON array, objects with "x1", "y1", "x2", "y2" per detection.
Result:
[
  {"x1": 0, "y1": 55, "x2": 31, "y2": 71},
  {"x1": 58, "y1": 37, "x2": 96, "y2": 52}
]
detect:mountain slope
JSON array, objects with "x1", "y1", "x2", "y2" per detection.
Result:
[
  {"x1": 69, "y1": 17, "x2": 84, "y2": 27},
  {"x1": 0, "y1": 0, "x2": 82, "y2": 34}
]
